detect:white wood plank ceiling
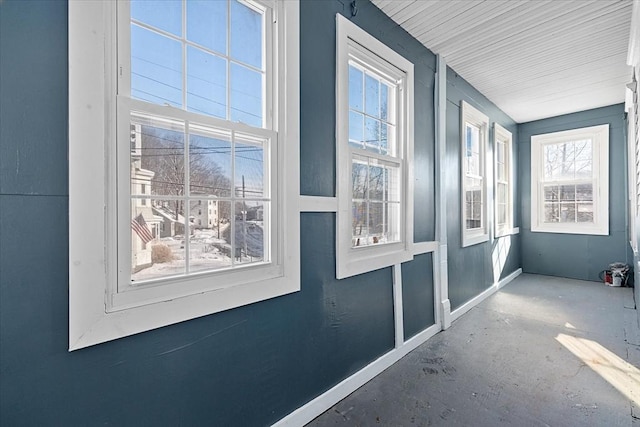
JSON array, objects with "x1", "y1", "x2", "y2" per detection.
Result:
[{"x1": 372, "y1": 0, "x2": 634, "y2": 123}]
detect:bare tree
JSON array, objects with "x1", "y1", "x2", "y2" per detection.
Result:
[{"x1": 139, "y1": 126, "x2": 232, "y2": 220}]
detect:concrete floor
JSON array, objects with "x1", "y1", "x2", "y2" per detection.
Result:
[{"x1": 307, "y1": 274, "x2": 640, "y2": 426}]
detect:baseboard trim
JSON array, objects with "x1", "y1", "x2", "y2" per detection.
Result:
[
  {"x1": 497, "y1": 268, "x2": 522, "y2": 290},
  {"x1": 450, "y1": 268, "x2": 522, "y2": 323},
  {"x1": 272, "y1": 323, "x2": 441, "y2": 426}
]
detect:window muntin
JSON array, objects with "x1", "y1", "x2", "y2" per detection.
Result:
[
  {"x1": 335, "y1": 14, "x2": 414, "y2": 279},
  {"x1": 494, "y1": 123, "x2": 512, "y2": 237},
  {"x1": 531, "y1": 125, "x2": 609, "y2": 235},
  {"x1": 461, "y1": 102, "x2": 489, "y2": 247}
]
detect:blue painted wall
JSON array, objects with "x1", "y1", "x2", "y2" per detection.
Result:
[
  {"x1": 0, "y1": 1, "x2": 450, "y2": 425},
  {"x1": 445, "y1": 69, "x2": 521, "y2": 310},
  {"x1": 519, "y1": 104, "x2": 631, "y2": 282}
]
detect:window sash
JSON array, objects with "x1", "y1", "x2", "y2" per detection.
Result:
[
  {"x1": 117, "y1": 0, "x2": 274, "y2": 129},
  {"x1": 113, "y1": 0, "x2": 280, "y2": 306}
]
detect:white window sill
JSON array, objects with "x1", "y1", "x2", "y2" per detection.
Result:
[
  {"x1": 495, "y1": 227, "x2": 520, "y2": 238},
  {"x1": 531, "y1": 224, "x2": 608, "y2": 236}
]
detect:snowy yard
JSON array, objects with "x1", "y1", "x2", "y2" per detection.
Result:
[{"x1": 132, "y1": 223, "x2": 264, "y2": 282}]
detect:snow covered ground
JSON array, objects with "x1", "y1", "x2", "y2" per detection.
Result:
[{"x1": 131, "y1": 223, "x2": 264, "y2": 282}]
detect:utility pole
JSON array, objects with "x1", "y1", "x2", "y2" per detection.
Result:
[{"x1": 242, "y1": 175, "x2": 247, "y2": 259}]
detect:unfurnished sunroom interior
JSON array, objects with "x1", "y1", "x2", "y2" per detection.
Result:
[{"x1": 1, "y1": 0, "x2": 640, "y2": 426}]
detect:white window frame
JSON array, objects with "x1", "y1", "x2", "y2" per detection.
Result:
[
  {"x1": 461, "y1": 101, "x2": 489, "y2": 247},
  {"x1": 494, "y1": 123, "x2": 513, "y2": 238},
  {"x1": 335, "y1": 14, "x2": 414, "y2": 279},
  {"x1": 68, "y1": 0, "x2": 300, "y2": 350},
  {"x1": 530, "y1": 124, "x2": 609, "y2": 235}
]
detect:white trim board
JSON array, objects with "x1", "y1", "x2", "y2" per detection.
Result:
[
  {"x1": 412, "y1": 241, "x2": 438, "y2": 256},
  {"x1": 299, "y1": 196, "x2": 338, "y2": 212},
  {"x1": 272, "y1": 323, "x2": 441, "y2": 427},
  {"x1": 450, "y1": 268, "x2": 522, "y2": 323}
]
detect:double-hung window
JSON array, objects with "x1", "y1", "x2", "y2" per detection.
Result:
[
  {"x1": 335, "y1": 15, "x2": 414, "y2": 279},
  {"x1": 530, "y1": 125, "x2": 609, "y2": 235},
  {"x1": 69, "y1": 0, "x2": 300, "y2": 350},
  {"x1": 494, "y1": 123, "x2": 513, "y2": 237},
  {"x1": 461, "y1": 101, "x2": 489, "y2": 247}
]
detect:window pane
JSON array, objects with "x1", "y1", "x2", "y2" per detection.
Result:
[
  {"x1": 368, "y1": 164, "x2": 386, "y2": 201},
  {"x1": 577, "y1": 203, "x2": 594, "y2": 223},
  {"x1": 562, "y1": 142, "x2": 575, "y2": 163},
  {"x1": 349, "y1": 66, "x2": 363, "y2": 111},
  {"x1": 544, "y1": 185, "x2": 558, "y2": 201},
  {"x1": 187, "y1": 0, "x2": 227, "y2": 54},
  {"x1": 575, "y1": 160, "x2": 592, "y2": 178},
  {"x1": 465, "y1": 124, "x2": 480, "y2": 175},
  {"x1": 560, "y1": 203, "x2": 576, "y2": 223},
  {"x1": 544, "y1": 202, "x2": 559, "y2": 222},
  {"x1": 466, "y1": 176, "x2": 482, "y2": 192},
  {"x1": 352, "y1": 201, "x2": 368, "y2": 247},
  {"x1": 369, "y1": 158, "x2": 400, "y2": 202},
  {"x1": 189, "y1": 200, "x2": 233, "y2": 273},
  {"x1": 131, "y1": 114, "x2": 185, "y2": 197},
  {"x1": 132, "y1": 198, "x2": 186, "y2": 282},
  {"x1": 233, "y1": 201, "x2": 265, "y2": 265},
  {"x1": 497, "y1": 182, "x2": 507, "y2": 205},
  {"x1": 131, "y1": 25, "x2": 182, "y2": 106},
  {"x1": 230, "y1": 63, "x2": 263, "y2": 127},
  {"x1": 576, "y1": 183, "x2": 593, "y2": 201},
  {"x1": 187, "y1": 46, "x2": 227, "y2": 119},
  {"x1": 467, "y1": 152, "x2": 480, "y2": 176},
  {"x1": 380, "y1": 83, "x2": 389, "y2": 122},
  {"x1": 559, "y1": 185, "x2": 575, "y2": 201},
  {"x1": 365, "y1": 74, "x2": 379, "y2": 117},
  {"x1": 385, "y1": 202, "x2": 401, "y2": 243},
  {"x1": 131, "y1": 0, "x2": 181, "y2": 36},
  {"x1": 365, "y1": 117, "x2": 380, "y2": 151},
  {"x1": 466, "y1": 124, "x2": 480, "y2": 155},
  {"x1": 368, "y1": 201, "x2": 385, "y2": 236},
  {"x1": 380, "y1": 123, "x2": 390, "y2": 155},
  {"x1": 349, "y1": 111, "x2": 364, "y2": 147},
  {"x1": 465, "y1": 186, "x2": 482, "y2": 230},
  {"x1": 366, "y1": 202, "x2": 400, "y2": 244},
  {"x1": 497, "y1": 203, "x2": 507, "y2": 226},
  {"x1": 189, "y1": 127, "x2": 232, "y2": 197},
  {"x1": 497, "y1": 141, "x2": 505, "y2": 164},
  {"x1": 575, "y1": 140, "x2": 592, "y2": 160},
  {"x1": 543, "y1": 150, "x2": 557, "y2": 179},
  {"x1": 230, "y1": 0, "x2": 263, "y2": 69},
  {"x1": 352, "y1": 157, "x2": 368, "y2": 200},
  {"x1": 235, "y1": 134, "x2": 265, "y2": 198}
]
